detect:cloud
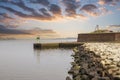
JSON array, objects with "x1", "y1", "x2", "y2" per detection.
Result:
[
  {"x1": 0, "y1": 13, "x2": 26, "y2": 28},
  {"x1": 0, "y1": 0, "x2": 53, "y2": 20},
  {"x1": 77, "y1": 14, "x2": 88, "y2": 19},
  {"x1": 39, "y1": 8, "x2": 50, "y2": 16},
  {"x1": 0, "y1": 5, "x2": 54, "y2": 21},
  {"x1": 30, "y1": 0, "x2": 50, "y2": 6},
  {"x1": 106, "y1": 24, "x2": 120, "y2": 32},
  {"x1": 29, "y1": 28, "x2": 59, "y2": 38},
  {"x1": 99, "y1": 7, "x2": 113, "y2": 15},
  {"x1": 0, "y1": 0, "x2": 119, "y2": 22},
  {"x1": 0, "y1": 6, "x2": 30, "y2": 17},
  {"x1": 98, "y1": 0, "x2": 120, "y2": 5},
  {"x1": 0, "y1": 0, "x2": 12, "y2": 2},
  {"x1": 0, "y1": 24, "x2": 58, "y2": 38},
  {"x1": 49, "y1": 4, "x2": 62, "y2": 16},
  {"x1": 108, "y1": 25, "x2": 120, "y2": 27},
  {"x1": 0, "y1": 13, "x2": 13, "y2": 19},
  {"x1": 0, "y1": 24, "x2": 29, "y2": 34},
  {"x1": 61, "y1": 0, "x2": 81, "y2": 17},
  {"x1": 10, "y1": 0, "x2": 35, "y2": 13},
  {"x1": 117, "y1": 7, "x2": 120, "y2": 10},
  {"x1": 80, "y1": 4, "x2": 100, "y2": 16},
  {"x1": 28, "y1": 27, "x2": 57, "y2": 35}
]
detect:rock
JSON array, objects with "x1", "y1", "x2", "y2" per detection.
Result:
[
  {"x1": 98, "y1": 77, "x2": 110, "y2": 80},
  {"x1": 117, "y1": 62, "x2": 120, "y2": 67},
  {"x1": 79, "y1": 68, "x2": 87, "y2": 75},
  {"x1": 116, "y1": 72, "x2": 120, "y2": 75},
  {"x1": 81, "y1": 75, "x2": 90, "y2": 80},
  {"x1": 73, "y1": 47, "x2": 79, "y2": 53},
  {"x1": 89, "y1": 71, "x2": 98, "y2": 77},
  {"x1": 97, "y1": 70, "x2": 104, "y2": 77},
  {"x1": 88, "y1": 75, "x2": 94, "y2": 80},
  {"x1": 107, "y1": 65, "x2": 117, "y2": 69},
  {"x1": 73, "y1": 65, "x2": 81, "y2": 70},
  {"x1": 113, "y1": 75, "x2": 120, "y2": 80},
  {"x1": 68, "y1": 68, "x2": 74, "y2": 74},
  {"x1": 110, "y1": 67, "x2": 119, "y2": 72},
  {"x1": 66, "y1": 76, "x2": 72, "y2": 80},
  {"x1": 108, "y1": 69, "x2": 113, "y2": 74},
  {"x1": 68, "y1": 43, "x2": 120, "y2": 80},
  {"x1": 71, "y1": 62, "x2": 76, "y2": 66},
  {"x1": 92, "y1": 76, "x2": 99, "y2": 80},
  {"x1": 82, "y1": 63, "x2": 88, "y2": 69},
  {"x1": 105, "y1": 60, "x2": 112, "y2": 65},
  {"x1": 74, "y1": 75, "x2": 81, "y2": 80},
  {"x1": 101, "y1": 60, "x2": 105, "y2": 66}
]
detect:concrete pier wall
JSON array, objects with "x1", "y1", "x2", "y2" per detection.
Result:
[
  {"x1": 77, "y1": 33, "x2": 120, "y2": 42},
  {"x1": 34, "y1": 42, "x2": 83, "y2": 49},
  {"x1": 115, "y1": 33, "x2": 120, "y2": 41}
]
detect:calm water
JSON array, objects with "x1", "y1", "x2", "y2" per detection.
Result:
[{"x1": 0, "y1": 39, "x2": 76, "y2": 80}]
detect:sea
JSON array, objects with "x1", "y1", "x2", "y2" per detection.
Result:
[{"x1": 0, "y1": 38, "x2": 76, "y2": 80}]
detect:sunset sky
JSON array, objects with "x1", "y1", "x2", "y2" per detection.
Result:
[{"x1": 0, "y1": 0, "x2": 120, "y2": 39}]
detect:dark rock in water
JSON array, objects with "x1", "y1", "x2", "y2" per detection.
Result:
[
  {"x1": 71, "y1": 62, "x2": 76, "y2": 66},
  {"x1": 73, "y1": 73, "x2": 79, "y2": 79},
  {"x1": 68, "y1": 69, "x2": 74, "y2": 74},
  {"x1": 66, "y1": 76, "x2": 72, "y2": 80}
]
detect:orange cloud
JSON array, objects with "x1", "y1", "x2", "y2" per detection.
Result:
[
  {"x1": 98, "y1": 0, "x2": 120, "y2": 6},
  {"x1": 0, "y1": 25, "x2": 59, "y2": 39}
]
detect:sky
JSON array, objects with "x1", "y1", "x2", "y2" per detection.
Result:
[{"x1": 0, "y1": 0, "x2": 120, "y2": 39}]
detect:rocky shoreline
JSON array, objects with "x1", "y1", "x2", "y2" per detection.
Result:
[{"x1": 67, "y1": 43, "x2": 120, "y2": 80}]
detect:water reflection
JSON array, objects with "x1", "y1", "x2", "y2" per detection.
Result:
[
  {"x1": 34, "y1": 49, "x2": 41, "y2": 63},
  {"x1": 33, "y1": 48, "x2": 72, "y2": 63},
  {"x1": 0, "y1": 40, "x2": 74, "y2": 80},
  {"x1": 33, "y1": 48, "x2": 73, "y2": 80}
]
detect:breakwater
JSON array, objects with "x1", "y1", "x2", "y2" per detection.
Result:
[
  {"x1": 34, "y1": 42, "x2": 83, "y2": 49},
  {"x1": 67, "y1": 43, "x2": 120, "y2": 80}
]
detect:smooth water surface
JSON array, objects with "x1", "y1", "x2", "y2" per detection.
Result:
[{"x1": 0, "y1": 39, "x2": 74, "y2": 80}]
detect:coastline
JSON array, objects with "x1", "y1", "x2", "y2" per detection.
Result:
[{"x1": 67, "y1": 43, "x2": 120, "y2": 80}]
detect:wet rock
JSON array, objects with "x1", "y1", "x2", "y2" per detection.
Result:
[
  {"x1": 71, "y1": 62, "x2": 76, "y2": 66},
  {"x1": 68, "y1": 68, "x2": 74, "y2": 74},
  {"x1": 66, "y1": 76, "x2": 72, "y2": 80}
]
